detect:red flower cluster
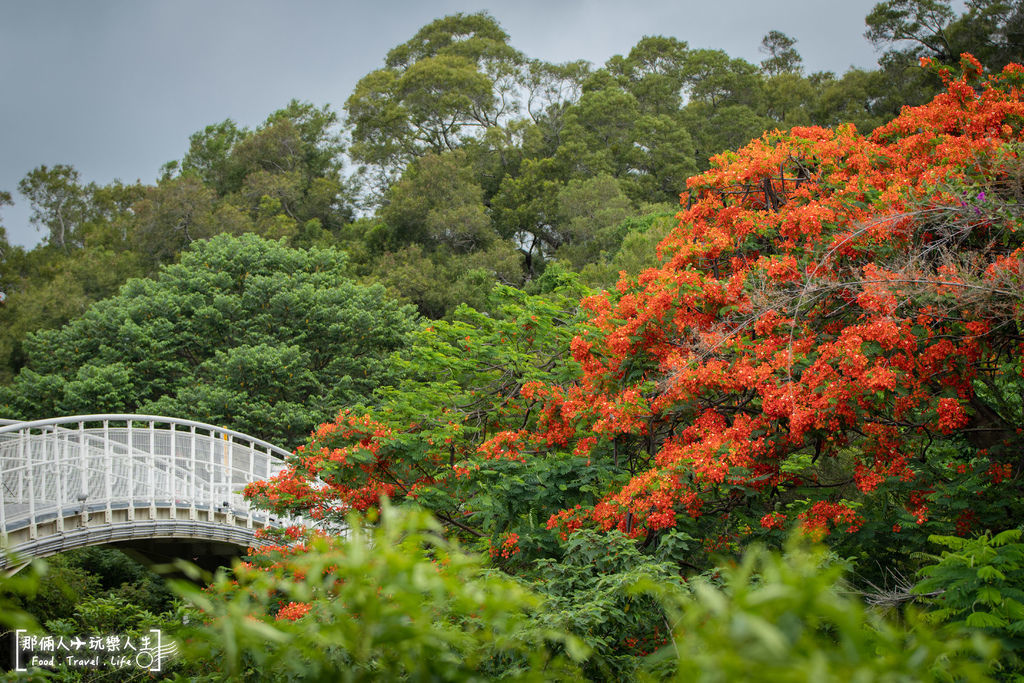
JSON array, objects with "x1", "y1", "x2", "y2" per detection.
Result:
[
  {"x1": 489, "y1": 532, "x2": 521, "y2": 560},
  {"x1": 275, "y1": 601, "x2": 312, "y2": 621},
  {"x1": 798, "y1": 502, "x2": 864, "y2": 541}
]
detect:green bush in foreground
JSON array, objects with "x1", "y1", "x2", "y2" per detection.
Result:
[
  {"x1": 167, "y1": 503, "x2": 587, "y2": 681},
  {"x1": 637, "y1": 539, "x2": 996, "y2": 682},
  {"x1": 0, "y1": 516, "x2": 1006, "y2": 681}
]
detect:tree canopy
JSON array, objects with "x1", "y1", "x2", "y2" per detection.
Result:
[{"x1": 0, "y1": 234, "x2": 418, "y2": 446}]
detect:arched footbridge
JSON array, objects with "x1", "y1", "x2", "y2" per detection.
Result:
[{"x1": 0, "y1": 415, "x2": 299, "y2": 572}]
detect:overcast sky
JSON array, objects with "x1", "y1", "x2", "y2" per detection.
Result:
[{"x1": 1, "y1": 0, "x2": 891, "y2": 248}]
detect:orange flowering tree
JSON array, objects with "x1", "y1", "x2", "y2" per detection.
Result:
[
  {"x1": 248, "y1": 57, "x2": 1024, "y2": 574},
  {"x1": 534, "y1": 55, "x2": 1024, "y2": 566}
]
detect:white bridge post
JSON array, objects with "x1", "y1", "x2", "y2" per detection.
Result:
[
  {"x1": 78, "y1": 422, "x2": 88, "y2": 527},
  {"x1": 26, "y1": 428, "x2": 36, "y2": 540},
  {"x1": 104, "y1": 420, "x2": 113, "y2": 524}
]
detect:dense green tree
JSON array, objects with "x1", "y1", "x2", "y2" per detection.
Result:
[
  {"x1": 551, "y1": 175, "x2": 634, "y2": 269},
  {"x1": 810, "y1": 67, "x2": 892, "y2": 131},
  {"x1": 368, "y1": 241, "x2": 523, "y2": 318},
  {"x1": 682, "y1": 102, "x2": 774, "y2": 170},
  {"x1": 607, "y1": 36, "x2": 690, "y2": 115},
  {"x1": 624, "y1": 112, "x2": 698, "y2": 202},
  {"x1": 864, "y1": 0, "x2": 1024, "y2": 69},
  {"x1": 491, "y1": 157, "x2": 564, "y2": 278},
  {"x1": 0, "y1": 173, "x2": 146, "y2": 381},
  {"x1": 682, "y1": 49, "x2": 764, "y2": 110},
  {"x1": 230, "y1": 101, "x2": 353, "y2": 232},
  {"x1": 762, "y1": 72, "x2": 818, "y2": 126},
  {"x1": 529, "y1": 529, "x2": 685, "y2": 680},
  {"x1": 558, "y1": 84, "x2": 642, "y2": 178},
  {"x1": 379, "y1": 150, "x2": 496, "y2": 252},
  {"x1": 131, "y1": 174, "x2": 226, "y2": 265},
  {"x1": 0, "y1": 234, "x2": 418, "y2": 446},
  {"x1": 915, "y1": 530, "x2": 1024, "y2": 677},
  {"x1": 158, "y1": 101, "x2": 353, "y2": 254},
  {"x1": 179, "y1": 119, "x2": 248, "y2": 195},
  {"x1": 577, "y1": 209, "x2": 678, "y2": 288},
  {"x1": 0, "y1": 247, "x2": 144, "y2": 380}
]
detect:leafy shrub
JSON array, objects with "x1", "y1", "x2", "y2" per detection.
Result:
[{"x1": 916, "y1": 530, "x2": 1024, "y2": 678}]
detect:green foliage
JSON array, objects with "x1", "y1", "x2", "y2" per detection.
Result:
[
  {"x1": 642, "y1": 540, "x2": 996, "y2": 682},
  {"x1": 180, "y1": 119, "x2": 249, "y2": 193},
  {"x1": 915, "y1": 530, "x2": 1024, "y2": 676},
  {"x1": 0, "y1": 246, "x2": 144, "y2": 382},
  {"x1": 551, "y1": 175, "x2": 634, "y2": 269},
  {"x1": 365, "y1": 241, "x2": 523, "y2": 319},
  {"x1": 866, "y1": 0, "x2": 1024, "y2": 72},
  {"x1": 380, "y1": 151, "x2": 497, "y2": 253},
  {"x1": 577, "y1": 209, "x2": 677, "y2": 288},
  {"x1": 141, "y1": 100, "x2": 353, "y2": 267},
  {"x1": 261, "y1": 274, "x2": 600, "y2": 544},
  {"x1": 0, "y1": 560, "x2": 43, "y2": 632},
  {"x1": 11, "y1": 555, "x2": 101, "y2": 627},
  {"x1": 0, "y1": 550, "x2": 188, "y2": 681},
  {"x1": 0, "y1": 234, "x2": 418, "y2": 446},
  {"x1": 606, "y1": 36, "x2": 690, "y2": 115},
  {"x1": 8, "y1": 548, "x2": 174, "y2": 628},
  {"x1": 759, "y1": 31, "x2": 803, "y2": 77},
  {"x1": 346, "y1": 12, "x2": 525, "y2": 185},
  {"x1": 529, "y1": 530, "x2": 684, "y2": 680},
  {"x1": 131, "y1": 175, "x2": 227, "y2": 265},
  {"x1": 681, "y1": 102, "x2": 773, "y2": 171},
  {"x1": 17, "y1": 165, "x2": 89, "y2": 252},
  {"x1": 171, "y1": 502, "x2": 586, "y2": 681}
]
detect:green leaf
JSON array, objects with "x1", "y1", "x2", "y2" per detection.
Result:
[{"x1": 965, "y1": 611, "x2": 1008, "y2": 629}]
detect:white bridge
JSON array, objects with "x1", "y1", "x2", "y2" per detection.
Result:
[{"x1": 0, "y1": 415, "x2": 298, "y2": 571}]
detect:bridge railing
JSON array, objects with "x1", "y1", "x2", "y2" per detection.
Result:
[{"x1": 0, "y1": 415, "x2": 296, "y2": 545}]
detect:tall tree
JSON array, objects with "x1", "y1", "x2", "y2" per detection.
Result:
[
  {"x1": 179, "y1": 119, "x2": 248, "y2": 195},
  {"x1": 346, "y1": 13, "x2": 527, "y2": 193},
  {"x1": 759, "y1": 30, "x2": 804, "y2": 76},
  {"x1": 866, "y1": 0, "x2": 1024, "y2": 70},
  {"x1": 607, "y1": 36, "x2": 690, "y2": 115},
  {"x1": 18, "y1": 165, "x2": 88, "y2": 251},
  {"x1": 0, "y1": 190, "x2": 11, "y2": 265},
  {"x1": 865, "y1": 0, "x2": 959, "y2": 62},
  {"x1": 379, "y1": 150, "x2": 496, "y2": 253}
]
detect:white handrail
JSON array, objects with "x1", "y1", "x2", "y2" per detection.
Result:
[
  {"x1": 0, "y1": 414, "x2": 294, "y2": 460},
  {"x1": 0, "y1": 414, "x2": 311, "y2": 565}
]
